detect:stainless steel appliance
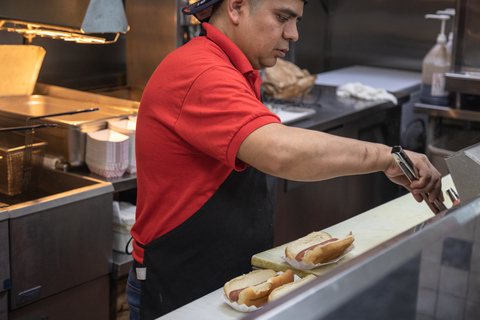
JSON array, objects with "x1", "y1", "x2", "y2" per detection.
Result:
[
  {"x1": 0, "y1": 0, "x2": 128, "y2": 44},
  {"x1": 0, "y1": 208, "x2": 8, "y2": 320},
  {"x1": 4, "y1": 169, "x2": 114, "y2": 319},
  {"x1": 445, "y1": 0, "x2": 480, "y2": 109},
  {"x1": 0, "y1": 95, "x2": 137, "y2": 167}
]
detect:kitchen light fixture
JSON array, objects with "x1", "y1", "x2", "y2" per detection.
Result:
[{"x1": 0, "y1": 0, "x2": 129, "y2": 44}]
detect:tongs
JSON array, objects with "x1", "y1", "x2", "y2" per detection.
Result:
[
  {"x1": 391, "y1": 146, "x2": 447, "y2": 214},
  {"x1": 0, "y1": 124, "x2": 58, "y2": 132}
]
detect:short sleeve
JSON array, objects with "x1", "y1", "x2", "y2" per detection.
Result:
[{"x1": 174, "y1": 66, "x2": 280, "y2": 169}]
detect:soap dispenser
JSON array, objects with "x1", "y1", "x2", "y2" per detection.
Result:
[
  {"x1": 420, "y1": 14, "x2": 452, "y2": 106},
  {"x1": 436, "y1": 9, "x2": 456, "y2": 58}
]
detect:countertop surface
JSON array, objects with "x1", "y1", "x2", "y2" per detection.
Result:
[
  {"x1": 252, "y1": 175, "x2": 455, "y2": 277},
  {"x1": 158, "y1": 175, "x2": 456, "y2": 320},
  {"x1": 279, "y1": 85, "x2": 404, "y2": 132},
  {"x1": 314, "y1": 65, "x2": 421, "y2": 94}
]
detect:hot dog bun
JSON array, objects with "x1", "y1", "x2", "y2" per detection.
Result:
[
  {"x1": 268, "y1": 274, "x2": 317, "y2": 302},
  {"x1": 285, "y1": 231, "x2": 355, "y2": 264},
  {"x1": 223, "y1": 269, "x2": 294, "y2": 307}
]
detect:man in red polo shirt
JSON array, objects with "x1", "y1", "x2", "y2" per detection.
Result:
[{"x1": 127, "y1": 0, "x2": 444, "y2": 318}]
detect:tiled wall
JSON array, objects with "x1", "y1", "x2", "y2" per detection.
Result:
[{"x1": 416, "y1": 215, "x2": 480, "y2": 320}]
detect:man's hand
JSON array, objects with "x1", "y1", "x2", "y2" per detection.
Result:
[{"x1": 384, "y1": 150, "x2": 444, "y2": 203}]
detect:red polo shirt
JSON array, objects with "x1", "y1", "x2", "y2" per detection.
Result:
[{"x1": 131, "y1": 23, "x2": 280, "y2": 263}]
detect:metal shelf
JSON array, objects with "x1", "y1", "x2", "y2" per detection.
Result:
[{"x1": 414, "y1": 103, "x2": 480, "y2": 122}]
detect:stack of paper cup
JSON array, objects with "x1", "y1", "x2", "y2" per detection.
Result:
[
  {"x1": 86, "y1": 129, "x2": 129, "y2": 178},
  {"x1": 108, "y1": 119, "x2": 136, "y2": 174}
]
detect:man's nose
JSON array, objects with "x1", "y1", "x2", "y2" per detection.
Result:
[{"x1": 284, "y1": 23, "x2": 299, "y2": 42}]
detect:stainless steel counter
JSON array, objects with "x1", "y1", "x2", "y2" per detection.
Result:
[{"x1": 283, "y1": 85, "x2": 408, "y2": 132}]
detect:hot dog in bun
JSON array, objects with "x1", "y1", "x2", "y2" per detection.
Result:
[
  {"x1": 268, "y1": 274, "x2": 317, "y2": 302},
  {"x1": 285, "y1": 231, "x2": 355, "y2": 264},
  {"x1": 223, "y1": 269, "x2": 294, "y2": 307}
]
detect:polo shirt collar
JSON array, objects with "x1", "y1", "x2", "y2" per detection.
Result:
[{"x1": 202, "y1": 22, "x2": 255, "y2": 75}]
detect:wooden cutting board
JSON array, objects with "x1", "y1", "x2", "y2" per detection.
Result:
[{"x1": 0, "y1": 45, "x2": 46, "y2": 97}]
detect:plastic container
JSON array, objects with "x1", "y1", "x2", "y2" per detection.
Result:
[
  {"x1": 436, "y1": 9, "x2": 456, "y2": 57},
  {"x1": 420, "y1": 14, "x2": 452, "y2": 106},
  {"x1": 112, "y1": 201, "x2": 136, "y2": 253}
]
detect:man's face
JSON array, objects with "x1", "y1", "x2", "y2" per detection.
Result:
[{"x1": 237, "y1": 0, "x2": 304, "y2": 70}]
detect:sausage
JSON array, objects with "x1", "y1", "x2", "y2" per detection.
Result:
[
  {"x1": 228, "y1": 280, "x2": 267, "y2": 301},
  {"x1": 294, "y1": 238, "x2": 338, "y2": 261}
]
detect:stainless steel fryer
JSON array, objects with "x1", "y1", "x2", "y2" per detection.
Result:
[{"x1": 0, "y1": 95, "x2": 137, "y2": 166}]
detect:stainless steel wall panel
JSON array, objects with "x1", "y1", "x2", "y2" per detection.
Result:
[
  {"x1": 125, "y1": 0, "x2": 178, "y2": 91},
  {"x1": 296, "y1": 0, "x2": 456, "y2": 73},
  {"x1": 294, "y1": 0, "x2": 329, "y2": 73},
  {"x1": 452, "y1": 0, "x2": 480, "y2": 73}
]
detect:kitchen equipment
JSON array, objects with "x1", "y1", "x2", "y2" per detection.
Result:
[
  {"x1": 391, "y1": 146, "x2": 447, "y2": 214},
  {"x1": 6, "y1": 169, "x2": 113, "y2": 317},
  {"x1": 0, "y1": 207, "x2": 7, "y2": 320},
  {"x1": 444, "y1": 0, "x2": 480, "y2": 109},
  {"x1": 0, "y1": 0, "x2": 128, "y2": 44},
  {"x1": 0, "y1": 95, "x2": 137, "y2": 166},
  {"x1": 446, "y1": 142, "x2": 480, "y2": 202},
  {"x1": 0, "y1": 45, "x2": 45, "y2": 97},
  {"x1": 22, "y1": 108, "x2": 98, "y2": 191},
  {"x1": 446, "y1": 187, "x2": 460, "y2": 205},
  {"x1": 0, "y1": 125, "x2": 56, "y2": 196}
]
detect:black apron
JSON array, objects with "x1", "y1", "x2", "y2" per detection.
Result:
[{"x1": 137, "y1": 167, "x2": 277, "y2": 319}]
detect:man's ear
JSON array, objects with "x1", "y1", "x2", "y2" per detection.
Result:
[{"x1": 226, "y1": 0, "x2": 247, "y2": 25}]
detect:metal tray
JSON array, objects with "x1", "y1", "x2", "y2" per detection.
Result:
[{"x1": 0, "y1": 95, "x2": 137, "y2": 166}]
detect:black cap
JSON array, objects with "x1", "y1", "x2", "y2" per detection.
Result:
[
  {"x1": 182, "y1": 0, "x2": 223, "y2": 22},
  {"x1": 182, "y1": 0, "x2": 309, "y2": 22}
]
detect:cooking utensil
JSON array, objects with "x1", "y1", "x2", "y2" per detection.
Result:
[
  {"x1": 0, "y1": 125, "x2": 54, "y2": 196},
  {"x1": 0, "y1": 124, "x2": 57, "y2": 132},
  {"x1": 0, "y1": 95, "x2": 137, "y2": 166},
  {"x1": 391, "y1": 146, "x2": 447, "y2": 214},
  {"x1": 447, "y1": 187, "x2": 460, "y2": 206},
  {"x1": 22, "y1": 108, "x2": 99, "y2": 192}
]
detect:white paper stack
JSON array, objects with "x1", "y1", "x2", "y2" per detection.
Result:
[
  {"x1": 108, "y1": 119, "x2": 137, "y2": 174},
  {"x1": 86, "y1": 129, "x2": 129, "y2": 178}
]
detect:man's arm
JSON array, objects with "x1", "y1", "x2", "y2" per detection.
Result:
[{"x1": 236, "y1": 123, "x2": 444, "y2": 203}]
